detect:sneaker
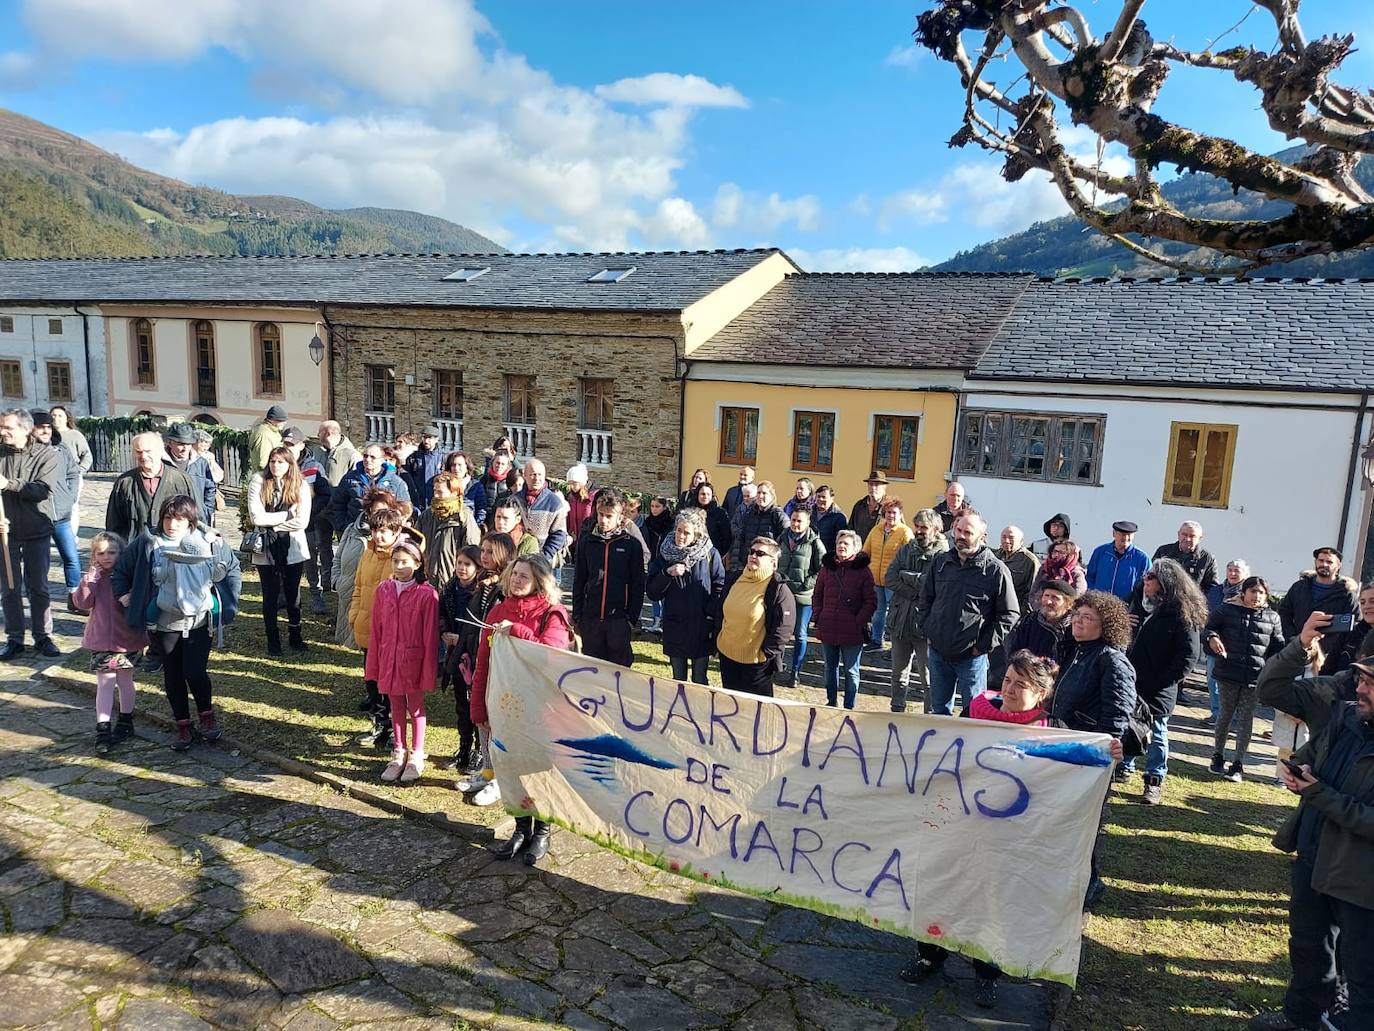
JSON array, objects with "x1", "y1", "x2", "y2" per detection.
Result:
[
  {"x1": 897, "y1": 957, "x2": 944, "y2": 984},
  {"x1": 471, "y1": 779, "x2": 502, "y2": 806},
  {"x1": 0, "y1": 641, "x2": 25, "y2": 661},
  {"x1": 1247, "y1": 1011, "x2": 1320, "y2": 1031},
  {"x1": 381, "y1": 749, "x2": 407, "y2": 782},
  {"x1": 399, "y1": 753, "x2": 425, "y2": 783},
  {"x1": 141, "y1": 655, "x2": 163, "y2": 675},
  {"x1": 464, "y1": 747, "x2": 487, "y2": 778},
  {"x1": 1227, "y1": 761, "x2": 1244, "y2": 783},
  {"x1": 974, "y1": 976, "x2": 998, "y2": 1009},
  {"x1": 1142, "y1": 775, "x2": 1163, "y2": 805},
  {"x1": 1209, "y1": 753, "x2": 1226, "y2": 775}
]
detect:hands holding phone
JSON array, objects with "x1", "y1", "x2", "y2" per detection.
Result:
[{"x1": 1280, "y1": 758, "x2": 1317, "y2": 793}]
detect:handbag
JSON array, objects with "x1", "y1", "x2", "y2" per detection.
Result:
[
  {"x1": 1119, "y1": 695, "x2": 1154, "y2": 759},
  {"x1": 240, "y1": 529, "x2": 264, "y2": 557}
]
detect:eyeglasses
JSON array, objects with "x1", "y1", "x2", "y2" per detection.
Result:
[
  {"x1": 1143, "y1": 573, "x2": 1158, "y2": 581},
  {"x1": 748, "y1": 548, "x2": 771, "y2": 559}
]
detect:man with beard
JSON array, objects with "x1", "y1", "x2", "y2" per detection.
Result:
[
  {"x1": 1280, "y1": 547, "x2": 1361, "y2": 676},
  {"x1": 885, "y1": 508, "x2": 948, "y2": 713},
  {"x1": 0, "y1": 409, "x2": 60, "y2": 658}
]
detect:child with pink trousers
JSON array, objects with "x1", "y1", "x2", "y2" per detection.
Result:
[
  {"x1": 364, "y1": 535, "x2": 440, "y2": 783},
  {"x1": 72, "y1": 531, "x2": 150, "y2": 753}
]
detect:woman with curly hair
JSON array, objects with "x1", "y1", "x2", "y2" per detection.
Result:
[
  {"x1": 1050, "y1": 589, "x2": 1138, "y2": 909},
  {"x1": 1120, "y1": 558, "x2": 1207, "y2": 804}
]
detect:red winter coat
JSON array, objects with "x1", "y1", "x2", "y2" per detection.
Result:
[
  {"x1": 364, "y1": 578, "x2": 440, "y2": 696},
  {"x1": 471, "y1": 593, "x2": 573, "y2": 725},
  {"x1": 812, "y1": 552, "x2": 877, "y2": 647}
]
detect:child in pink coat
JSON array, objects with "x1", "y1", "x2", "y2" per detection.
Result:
[
  {"x1": 73, "y1": 532, "x2": 150, "y2": 753},
  {"x1": 364, "y1": 536, "x2": 440, "y2": 783}
]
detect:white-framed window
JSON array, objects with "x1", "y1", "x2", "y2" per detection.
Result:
[{"x1": 956, "y1": 409, "x2": 1106, "y2": 485}]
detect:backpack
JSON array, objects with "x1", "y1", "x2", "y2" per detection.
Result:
[{"x1": 211, "y1": 538, "x2": 243, "y2": 646}]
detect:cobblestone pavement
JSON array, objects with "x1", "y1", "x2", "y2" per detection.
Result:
[{"x1": 0, "y1": 474, "x2": 1058, "y2": 1029}]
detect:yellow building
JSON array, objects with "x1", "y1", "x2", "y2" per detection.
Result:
[{"x1": 682, "y1": 273, "x2": 1033, "y2": 513}]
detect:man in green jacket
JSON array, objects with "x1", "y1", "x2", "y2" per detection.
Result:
[
  {"x1": 1250, "y1": 613, "x2": 1374, "y2": 1031},
  {"x1": 105, "y1": 432, "x2": 194, "y2": 543},
  {"x1": 247, "y1": 404, "x2": 287, "y2": 473}
]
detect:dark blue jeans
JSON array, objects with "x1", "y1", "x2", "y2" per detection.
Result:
[
  {"x1": 1284, "y1": 855, "x2": 1374, "y2": 1028},
  {"x1": 823, "y1": 644, "x2": 862, "y2": 708}
]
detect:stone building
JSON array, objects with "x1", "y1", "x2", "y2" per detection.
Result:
[{"x1": 0, "y1": 250, "x2": 796, "y2": 492}]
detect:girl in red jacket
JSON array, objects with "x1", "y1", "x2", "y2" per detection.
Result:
[
  {"x1": 469, "y1": 554, "x2": 572, "y2": 864},
  {"x1": 365, "y1": 536, "x2": 440, "y2": 784}
]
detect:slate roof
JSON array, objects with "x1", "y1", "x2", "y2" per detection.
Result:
[
  {"x1": 688, "y1": 272, "x2": 1035, "y2": 369},
  {"x1": 970, "y1": 277, "x2": 1374, "y2": 392},
  {"x1": 0, "y1": 249, "x2": 787, "y2": 312}
]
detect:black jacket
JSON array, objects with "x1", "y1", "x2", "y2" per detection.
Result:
[
  {"x1": 694, "y1": 501, "x2": 733, "y2": 559},
  {"x1": 46, "y1": 435, "x2": 80, "y2": 523},
  {"x1": 849, "y1": 496, "x2": 882, "y2": 543},
  {"x1": 916, "y1": 545, "x2": 1019, "y2": 660},
  {"x1": 573, "y1": 528, "x2": 647, "y2": 624},
  {"x1": 1127, "y1": 605, "x2": 1200, "y2": 716},
  {"x1": 732, "y1": 504, "x2": 788, "y2": 567},
  {"x1": 1049, "y1": 639, "x2": 1137, "y2": 738},
  {"x1": 1206, "y1": 599, "x2": 1285, "y2": 687},
  {"x1": 992, "y1": 610, "x2": 1073, "y2": 688},
  {"x1": 1279, "y1": 573, "x2": 1360, "y2": 675},
  {"x1": 646, "y1": 547, "x2": 725, "y2": 660},
  {"x1": 1152, "y1": 542, "x2": 1218, "y2": 593},
  {"x1": 0, "y1": 441, "x2": 58, "y2": 540},
  {"x1": 440, "y1": 577, "x2": 501, "y2": 680},
  {"x1": 717, "y1": 570, "x2": 796, "y2": 673}
]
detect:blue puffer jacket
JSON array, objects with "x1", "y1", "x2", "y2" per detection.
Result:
[
  {"x1": 647, "y1": 545, "x2": 726, "y2": 660},
  {"x1": 329, "y1": 461, "x2": 411, "y2": 528},
  {"x1": 1049, "y1": 638, "x2": 1137, "y2": 738}
]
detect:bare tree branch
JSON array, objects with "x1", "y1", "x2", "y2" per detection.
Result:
[{"x1": 914, "y1": 0, "x2": 1374, "y2": 270}]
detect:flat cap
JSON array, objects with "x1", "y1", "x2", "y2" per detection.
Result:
[{"x1": 1112, "y1": 520, "x2": 1138, "y2": 534}]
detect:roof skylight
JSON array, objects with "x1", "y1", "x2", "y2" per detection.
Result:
[
  {"x1": 442, "y1": 267, "x2": 490, "y2": 282},
  {"x1": 587, "y1": 267, "x2": 636, "y2": 283}
]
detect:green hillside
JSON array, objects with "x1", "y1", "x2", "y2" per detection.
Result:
[
  {"x1": 934, "y1": 149, "x2": 1374, "y2": 277},
  {"x1": 0, "y1": 108, "x2": 505, "y2": 259}
]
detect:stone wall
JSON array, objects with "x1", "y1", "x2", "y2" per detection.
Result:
[{"x1": 328, "y1": 307, "x2": 685, "y2": 495}]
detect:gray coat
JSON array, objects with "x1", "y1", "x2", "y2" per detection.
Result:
[{"x1": 885, "y1": 536, "x2": 946, "y2": 643}]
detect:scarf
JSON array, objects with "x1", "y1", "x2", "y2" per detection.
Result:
[
  {"x1": 430, "y1": 494, "x2": 465, "y2": 519},
  {"x1": 970, "y1": 692, "x2": 1048, "y2": 726},
  {"x1": 659, "y1": 531, "x2": 714, "y2": 569},
  {"x1": 1043, "y1": 549, "x2": 1078, "y2": 581}
]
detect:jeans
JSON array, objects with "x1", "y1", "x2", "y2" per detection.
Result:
[
  {"x1": 1284, "y1": 854, "x2": 1374, "y2": 1028},
  {"x1": 791, "y1": 603, "x2": 812, "y2": 672},
  {"x1": 925, "y1": 648, "x2": 988, "y2": 715},
  {"x1": 870, "y1": 587, "x2": 889, "y2": 645},
  {"x1": 651, "y1": 598, "x2": 664, "y2": 624},
  {"x1": 823, "y1": 644, "x2": 863, "y2": 708},
  {"x1": 1206, "y1": 654, "x2": 1219, "y2": 719},
  {"x1": 2, "y1": 536, "x2": 52, "y2": 644},
  {"x1": 1120, "y1": 710, "x2": 1171, "y2": 778},
  {"x1": 670, "y1": 654, "x2": 709, "y2": 685},
  {"x1": 889, "y1": 636, "x2": 929, "y2": 712},
  {"x1": 50, "y1": 518, "x2": 81, "y2": 593}
]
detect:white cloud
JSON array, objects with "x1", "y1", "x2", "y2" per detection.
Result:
[
  {"x1": 712, "y1": 183, "x2": 821, "y2": 234},
  {"x1": 0, "y1": 50, "x2": 37, "y2": 89},
  {"x1": 884, "y1": 44, "x2": 924, "y2": 69},
  {"x1": 788, "y1": 246, "x2": 933, "y2": 273},
  {"x1": 877, "y1": 187, "x2": 949, "y2": 230},
  {"x1": 595, "y1": 73, "x2": 747, "y2": 109}
]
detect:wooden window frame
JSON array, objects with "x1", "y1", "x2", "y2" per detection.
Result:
[
  {"x1": 191, "y1": 320, "x2": 217, "y2": 409},
  {"x1": 0, "y1": 359, "x2": 23, "y2": 399},
  {"x1": 129, "y1": 318, "x2": 156, "y2": 390},
  {"x1": 956, "y1": 408, "x2": 1106, "y2": 485},
  {"x1": 870, "y1": 413, "x2": 920, "y2": 480},
  {"x1": 254, "y1": 322, "x2": 284, "y2": 398},
  {"x1": 718, "y1": 405, "x2": 760, "y2": 466},
  {"x1": 578, "y1": 377, "x2": 614, "y2": 431},
  {"x1": 45, "y1": 360, "x2": 73, "y2": 403},
  {"x1": 504, "y1": 374, "x2": 537, "y2": 424},
  {"x1": 47, "y1": 318, "x2": 63, "y2": 336},
  {"x1": 1163, "y1": 421, "x2": 1238, "y2": 509},
  {"x1": 365, "y1": 364, "x2": 396, "y2": 413},
  {"x1": 433, "y1": 369, "x2": 463, "y2": 420},
  {"x1": 0, "y1": 317, "x2": 13, "y2": 334},
  {"x1": 791, "y1": 410, "x2": 835, "y2": 474}
]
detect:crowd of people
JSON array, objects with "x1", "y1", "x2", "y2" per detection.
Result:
[{"x1": 2, "y1": 405, "x2": 1372, "y2": 1027}]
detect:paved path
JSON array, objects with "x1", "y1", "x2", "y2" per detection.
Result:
[{"x1": 0, "y1": 474, "x2": 1060, "y2": 1028}]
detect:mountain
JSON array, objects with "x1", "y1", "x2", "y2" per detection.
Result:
[
  {"x1": 933, "y1": 148, "x2": 1374, "y2": 278},
  {"x1": 0, "y1": 108, "x2": 505, "y2": 258}
]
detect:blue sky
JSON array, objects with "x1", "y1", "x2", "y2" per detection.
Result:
[{"x1": 1, "y1": 0, "x2": 1371, "y2": 268}]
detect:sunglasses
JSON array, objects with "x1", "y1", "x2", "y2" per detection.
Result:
[{"x1": 748, "y1": 548, "x2": 771, "y2": 559}]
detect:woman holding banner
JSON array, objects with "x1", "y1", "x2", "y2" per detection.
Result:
[
  {"x1": 470, "y1": 554, "x2": 571, "y2": 864},
  {"x1": 1050, "y1": 590, "x2": 1137, "y2": 910},
  {"x1": 716, "y1": 536, "x2": 796, "y2": 697}
]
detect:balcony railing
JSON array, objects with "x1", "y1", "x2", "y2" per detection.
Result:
[
  {"x1": 435, "y1": 417, "x2": 463, "y2": 453},
  {"x1": 504, "y1": 422, "x2": 536, "y2": 459},
  {"x1": 578, "y1": 428, "x2": 613, "y2": 467},
  {"x1": 365, "y1": 411, "x2": 395, "y2": 444},
  {"x1": 194, "y1": 369, "x2": 217, "y2": 409}
]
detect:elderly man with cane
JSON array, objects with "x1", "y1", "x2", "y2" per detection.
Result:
[{"x1": 0, "y1": 408, "x2": 61, "y2": 659}]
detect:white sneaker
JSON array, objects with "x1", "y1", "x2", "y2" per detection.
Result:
[
  {"x1": 471, "y1": 778, "x2": 502, "y2": 806},
  {"x1": 381, "y1": 749, "x2": 407, "y2": 782},
  {"x1": 399, "y1": 752, "x2": 425, "y2": 784}
]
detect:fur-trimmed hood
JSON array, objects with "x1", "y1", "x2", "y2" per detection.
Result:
[{"x1": 822, "y1": 550, "x2": 872, "y2": 572}]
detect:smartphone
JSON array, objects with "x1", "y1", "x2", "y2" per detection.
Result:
[
  {"x1": 1282, "y1": 757, "x2": 1307, "y2": 778},
  {"x1": 1325, "y1": 613, "x2": 1356, "y2": 634}
]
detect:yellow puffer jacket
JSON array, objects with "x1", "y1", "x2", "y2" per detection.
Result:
[
  {"x1": 863, "y1": 522, "x2": 915, "y2": 583},
  {"x1": 348, "y1": 542, "x2": 394, "y2": 649}
]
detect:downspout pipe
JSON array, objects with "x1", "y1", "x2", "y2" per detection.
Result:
[
  {"x1": 73, "y1": 304, "x2": 94, "y2": 415},
  {"x1": 1337, "y1": 388, "x2": 1370, "y2": 557}
]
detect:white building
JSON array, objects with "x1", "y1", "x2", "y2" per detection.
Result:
[
  {"x1": 0, "y1": 306, "x2": 107, "y2": 416},
  {"x1": 956, "y1": 277, "x2": 1374, "y2": 588}
]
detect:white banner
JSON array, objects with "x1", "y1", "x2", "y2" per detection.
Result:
[{"x1": 487, "y1": 632, "x2": 1113, "y2": 985}]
